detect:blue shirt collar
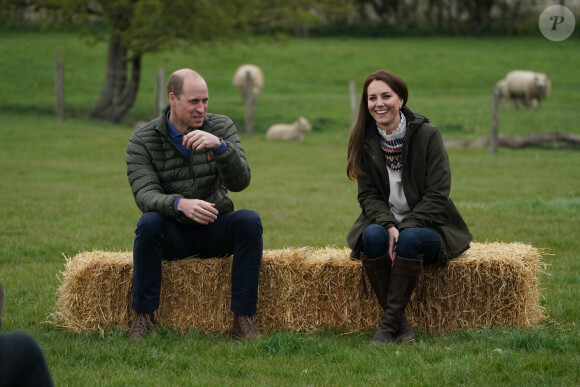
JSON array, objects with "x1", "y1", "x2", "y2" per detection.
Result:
[{"x1": 166, "y1": 110, "x2": 184, "y2": 140}]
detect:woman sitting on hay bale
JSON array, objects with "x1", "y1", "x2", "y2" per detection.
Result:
[{"x1": 346, "y1": 70, "x2": 473, "y2": 345}]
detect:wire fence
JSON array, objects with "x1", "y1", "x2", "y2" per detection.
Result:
[{"x1": 3, "y1": 56, "x2": 579, "y2": 144}]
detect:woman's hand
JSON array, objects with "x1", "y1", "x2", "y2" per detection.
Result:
[{"x1": 387, "y1": 226, "x2": 399, "y2": 264}]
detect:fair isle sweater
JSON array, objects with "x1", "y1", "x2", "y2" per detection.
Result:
[{"x1": 378, "y1": 112, "x2": 410, "y2": 223}]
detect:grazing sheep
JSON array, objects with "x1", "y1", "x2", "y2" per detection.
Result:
[
  {"x1": 495, "y1": 70, "x2": 551, "y2": 110},
  {"x1": 232, "y1": 64, "x2": 264, "y2": 106},
  {"x1": 493, "y1": 79, "x2": 509, "y2": 99},
  {"x1": 266, "y1": 117, "x2": 312, "y2": 141}
]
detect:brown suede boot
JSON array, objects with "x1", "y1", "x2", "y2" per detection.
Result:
[
  {"x1": 128, "y1": 312, "x2": 155, "y2": 341},
  {"x1": 231, "y1": 314, "x2": 261, "y2": 340},
  {"x1": 361, "y1": 252, "x2": 391, "y2": 309},
  {"x1": 395, "y1": 314, "x2": 417, "y2": 344},
  {"x1": 361, "y1": 255, "x2": 415, "y2": 342},
  {"x1": 370, "y1": 255, "x2": 422, "y2": 345}
]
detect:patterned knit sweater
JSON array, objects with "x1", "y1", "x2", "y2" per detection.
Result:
[
  {"x1": 378, "y1": 112, "x2": 406, "y2": 172},
  {"x1": 377, "y1": 112, "x2": 409, "y2": 222}
]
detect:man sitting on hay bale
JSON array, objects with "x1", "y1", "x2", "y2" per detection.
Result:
[
  {"x1": 346, "y1": 70, "x2": 473, "y2": 345},
  {"x1": 126, "y1": 69, "x2": 263, "y2": 341}
]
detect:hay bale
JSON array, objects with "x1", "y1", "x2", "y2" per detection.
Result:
[
  {"x1": 407, "y1": 242, "x2": 547, "y2": 333},
  {"x1": 51, "y1": 242, "x2": 546, "y2": 334}
]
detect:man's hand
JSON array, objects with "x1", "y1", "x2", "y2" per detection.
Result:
[
  {"x1": 183, "y1": 130, "x2": 221, "y2": 151},
  {"x1": 177, "y1": 198, "x2": 218, "y2": 225}
]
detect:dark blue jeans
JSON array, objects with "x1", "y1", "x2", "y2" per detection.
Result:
[
  {"x1": 361, "y1": 224, "x2": 441, "y2": 265},
  {"x1": 132, "y1": 209, "x2": 263, "y2": 316}
]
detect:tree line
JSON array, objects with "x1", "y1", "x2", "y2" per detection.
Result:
[{"x1": 1, "y1": 0, "x2": 547, "y2": 123}]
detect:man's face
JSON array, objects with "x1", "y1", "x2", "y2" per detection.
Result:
[{"x1": 169, "y1": 76, "x2": 209, "y2": 131}]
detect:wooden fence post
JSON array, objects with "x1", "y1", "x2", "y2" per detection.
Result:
[
  {"x1": 491, "y1": 86, "x2": 500, "y2": 154},
  {"x1": 55, "y1": 55, "x2": 65, "y2": 120},
  {"x1": 155, "y1": 68, "x2": 165, "y2": 117},
  {"x1": 244, "y1": 70, "x2": 255, "y2": 137}
]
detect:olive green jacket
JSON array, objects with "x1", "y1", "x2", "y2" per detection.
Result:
[
  {"x1": 347, "y1": 106, "x2": 472, "y2": 265},
  {"x1": 126, "y1": 105, "x2": 250, "y2": 224}
]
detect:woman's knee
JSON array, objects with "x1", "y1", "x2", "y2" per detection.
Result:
[
  {"x1": 361, "y1": 224, "x2": 388, "y2": 259},
  {"x1": 394, "y1": 232, "x2": 420, "y2": 258},
  {"x1": 395, "y1": 228, "x2": 440, "y2": 260},
  {"x1": 362, "y1": 224, "x2": 387, "y2": 245}
]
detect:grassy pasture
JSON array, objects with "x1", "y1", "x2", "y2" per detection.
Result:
[{"x1": 0, "y1": 30, "x2": 579, "y2": 385}]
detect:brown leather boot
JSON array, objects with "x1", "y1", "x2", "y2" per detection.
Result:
[
  {"x1": 361, "y1": 255, "x2": 415, "y2": 342},
  {"x1": 370, "y1": 254, "x2": 422, "y2": 345},
  {"x1": 128, "y1": 312, "x2": 155, "y2": 341},
  {"x1": 395, "y1": 314, "x2": 417, "y2": 344},
  {"x1": 361, "y1": 252, "x2": 390, "y2": 309},
  {"x1": 231, "y1": 314, "x2": 261, "y2": 340}
]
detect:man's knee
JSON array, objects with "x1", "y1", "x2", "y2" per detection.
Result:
[
  {"x1": 136, "y1": 212, "x2": 166, "y2": 237},
  {"x1": 235, "y1": 210, "x2": 262, "y2": 233}
]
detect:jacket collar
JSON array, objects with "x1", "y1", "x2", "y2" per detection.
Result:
[{"x1": 150, "y1": 104, "x2": 172, "y2": 139}]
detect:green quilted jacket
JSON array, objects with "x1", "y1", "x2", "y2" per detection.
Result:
[{"x1": 126, "y1": 105, "x2": 251, "y2": 224}]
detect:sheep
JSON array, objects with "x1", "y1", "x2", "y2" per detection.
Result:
[
  {"x1": 232, "y1": 64, "x2": 264, "y2": 106},
  {"x1": 266, "y1": 117, "x2": 312, "y2": 141},
  {"x1": 493, "y1": 79, "x2": 509, "y2": 100},
  {"x1": 495, "y1": 70, "x2": 551, "y2": 110}
]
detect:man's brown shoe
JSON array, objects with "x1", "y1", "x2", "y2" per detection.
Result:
[
  {"x1": 128, "y1": 312, "x2": 154, "y2": 341},
  {"x1": 231, "y1": 314, "x2": 261, "y2": 340}
]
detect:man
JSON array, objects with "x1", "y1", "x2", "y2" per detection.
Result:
[{"x1": 126, "y1": 69, "x2": 263, "y2": 341}]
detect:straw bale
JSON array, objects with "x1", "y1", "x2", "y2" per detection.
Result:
[
  {"x1": 51, "y1": 242, "x2": 546, "y2": 335},
  {"x1": 406, "y1": 241, "x2": 547, "y2": 333}
]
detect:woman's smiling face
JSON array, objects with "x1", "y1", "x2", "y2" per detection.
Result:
[{"x1": 367, "y1": 80, "x2": 404, "y2": 134}]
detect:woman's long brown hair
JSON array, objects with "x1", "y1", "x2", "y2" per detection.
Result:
[{"x1": 346, "y1": 70, "x2": 409, "y2": 180}]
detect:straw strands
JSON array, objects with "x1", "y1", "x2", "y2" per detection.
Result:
[
  {"x1": 407, "y1": 242, "x2": 547, "y2": 333},
  {"x1": 50, "y1": 242, "x2": 546, "y2": 335}
]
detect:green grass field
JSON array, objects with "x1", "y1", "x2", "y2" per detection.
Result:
[{"x1": 0, "y1": 30, "x2": 579, "y2": 385}]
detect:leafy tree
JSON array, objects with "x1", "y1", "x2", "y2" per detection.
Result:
[
  {"x1": 1, "y1": 0, "x2": 353, "y2": 123},
  {"x1": 354, "y1": 0, "x2": 537, "y2": 35},
  {"x1": 40, "y1": 0, "x2": 262, "y2": 122}
]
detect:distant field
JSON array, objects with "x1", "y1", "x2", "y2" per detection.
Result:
[{"x1": 0, "y1": 31, "x2": 578, "y2": 386}]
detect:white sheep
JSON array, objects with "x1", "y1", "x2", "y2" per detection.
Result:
[
  {"x1": 495, "y1": 70, "x2": 551, "y2": 110},
  {"x1": 266, "y1": 117, "x2": 312, "y2": 141},
  {"x1": 493, "y1": 79, "x2": 509, "y2": 99},
  {"x1": 232, "y1": 64, "x2": 264, "y2": 106}
]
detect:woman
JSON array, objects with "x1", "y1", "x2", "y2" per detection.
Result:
[{"x1": 346, "y1": 70, "x2": 472, "y2": 345}]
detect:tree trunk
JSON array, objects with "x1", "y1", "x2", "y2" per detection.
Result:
[
  {"x1": 444, "y1": 133, "x2": 580, "y2": 150},
  {"x1": 89, "y1": 32, "x2": 141, "y2": 123}
]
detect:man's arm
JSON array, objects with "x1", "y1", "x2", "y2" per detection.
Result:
[
  {"x1": 189, "y1": 115, "x2": 251, "y2": 192},
  {"x1": 126, "y1": 133, "x2": 181, "y2": 219},
  {"x1": 212, "y1": 117, "x2": 251, "y2": 192}
]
